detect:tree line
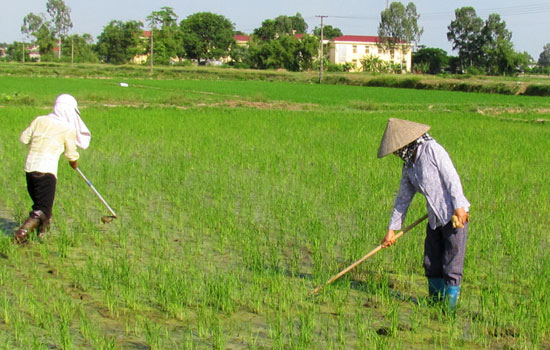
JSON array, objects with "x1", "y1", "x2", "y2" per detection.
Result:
[
  {"x1": 416, "y1": 6, "x2": 537, "y2": 75},
  {"x1": 2, "y1": 0, "x2": 550, "y2": 75}
]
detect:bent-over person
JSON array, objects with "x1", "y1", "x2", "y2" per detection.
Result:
[
  {"x1": 378, "y1": 118, "x2": 469, "y2": 311},
  {"x1": 15, "y1": 94, "x2": 91, "y2": 244}
]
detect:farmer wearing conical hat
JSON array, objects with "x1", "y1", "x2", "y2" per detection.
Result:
[
  {"x1": 14, "y1": 94, "x2": 91, "y2": 244},
  {"x1": 378, "y1": 118, "x2": 469, "y2": 311}
]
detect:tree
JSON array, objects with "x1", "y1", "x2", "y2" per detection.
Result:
[
  {"x1": 179, "y1": 12, "x2": 234, "y2": 64},
  {"x1": 413, "y1": 47, "x2": 449, "y2": 74},
  {"x1": 247, "y1": 13, "x2": 316, "y2": 72},
  {"x1": 253, "y1": 13, "x2": 308, "y2": 40},
  {"x1": 448, "y1": 7, "x2": 529, "y2": 75},
  {"x1": 96, "y1": 20, "x2": 144, "y2": 64},
  {"x1": 296, "y1": 35, "x2": 319, "y2": 71},
  {"x1": 147, "y1": 7, "x2": 182, "y2": 64},
  {"x1": 538, "y1": 44, "x2": 550, "y2": 67},
  {"x1": 21, "y1": 12, "x2": 56, "y2": 58},
  {"x1": 147, "y1": 6, "x2": 178, "y2": 29},
  {"x1": 46, "y1": 0, "x2": 73, "y2": 59},
  {"x1": 283, "y1": 13, "x2": 308, "y2": 34},
  {"x1": 21, "y1": 13, "x2": 46, "y2": 41},
  {"x1": 480, "y1": 14, "x2": 516, "y2": 75},
  {"x1": 253, "y1": 20, "x2": 277, "y2": 41},
  {"x1": 246, "y1": 34, "x2": 318, "y2": 71},
  {"x1": 228, "y1": 42, "x2": 249, "y2": 67},
  {"x1": 21, "y1": 0, "x2": 72, "y2": 60},
  {"x1": 4, "y1": 42, "x2": 29, "y2": 62},
  {"x1": 378, "y1": 2, "x2": 423, "y2": 71},
  {"x1": 447, "y1": 7, "x2": 484, "y2": 70},
  {"x1": 61, "y1": 34, "x2": 98, "y2": 63},
  {"x1": 313, "y1": 25, "x2": 342, "y2": 40}
]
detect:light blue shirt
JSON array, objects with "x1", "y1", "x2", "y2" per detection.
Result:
[{"x1": 389, "y1": 140, "x2": 470, "y2": 230}]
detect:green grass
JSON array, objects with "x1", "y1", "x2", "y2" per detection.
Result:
[
  {"x1": 3, "y1": 74, "x2": 550, "y2": 118},
  {"x1": 3, "y1": 61, "x2": 550, "y2": 96},
  {"x1": 0, "y1": 75, "x2": 549, "y2": 349}
]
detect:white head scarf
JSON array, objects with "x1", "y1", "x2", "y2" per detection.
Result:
[{"x1": 49, "y1": 94, "x2": 91, "y2": 149}]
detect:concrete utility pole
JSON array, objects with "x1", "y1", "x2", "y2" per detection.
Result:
[
  {"x1": 316, "y1": 15, "x2": 328, "y2": 84},
  {"x1": 150, "y1": 30, "x2": 154, "y2": 75},
  {"x1": 71, "y1": 36, "x2": 74, "y2": 66}
]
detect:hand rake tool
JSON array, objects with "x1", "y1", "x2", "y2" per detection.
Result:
[
  {"x1": 309, "y1": 214, "x2": 428, "y2": 296},
  {"x1": 75, "y1": 167, "x2": 118, "y2": 223}
]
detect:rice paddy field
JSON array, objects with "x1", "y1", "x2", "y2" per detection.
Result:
[{"x1": 0, "y1": 73, "x2": 549, "y2": 349}]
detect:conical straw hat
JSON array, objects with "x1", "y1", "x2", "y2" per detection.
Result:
[{"x1": 377, "y1": 118, "x2": 430, "y2": 158}]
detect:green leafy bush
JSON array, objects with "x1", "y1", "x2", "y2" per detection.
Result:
[{"x1": 523, "y1": 84, "x2": 550, "y2": 96}]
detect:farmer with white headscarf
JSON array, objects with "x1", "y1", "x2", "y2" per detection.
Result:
[
  {"x1": 14, "y1": 94, "x2": 91, "y2": 244},
  {"x1": 378, "y1": 118, "x2": 469, "y2": 311}
]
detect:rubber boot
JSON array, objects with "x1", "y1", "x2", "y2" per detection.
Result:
[
  {"x1": 428, "y1": 278, "x2": 445, "y2": 303},
  {"x1": 37, "y1": 215, "x2": 51, "y2": 240},
  {"x1": 444, "y1": 285, "x2": 461, "y2": 313},
  {"x1": 14, "y1": 210, "x2": 44, "y2": 244}
]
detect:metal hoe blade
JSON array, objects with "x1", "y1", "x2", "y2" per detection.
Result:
[{"x1": 101, "y1": 216, "x2": 117, "y2": 223}]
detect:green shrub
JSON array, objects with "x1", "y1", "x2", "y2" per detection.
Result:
[
  {"x1": 366, "y1": 76, "x2": 398, "y2": 87},
  {"x1": 523, "y1": 85, "x2": 550, "y2": 96},
  {"x1": 326, "y1": 63, "x2": 344, "y2": 73},
  {"x1": 465, "y1": 66, "x2": 485, "y2": 75},
  {"x1": 322, "y1": 75, "x2": 352, "y2": 85}
]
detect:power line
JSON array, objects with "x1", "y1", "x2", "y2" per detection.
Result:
[
  {"x1": 422, "y1": 4, "x2": 550, "y2": 20},
  {"x1": 318, "y1": 3, "x2": 550, "y2": 23}
]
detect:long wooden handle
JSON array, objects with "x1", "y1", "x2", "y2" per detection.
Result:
[{"x1": 309, "y1": 214, "x2": 428, "y2": 296}]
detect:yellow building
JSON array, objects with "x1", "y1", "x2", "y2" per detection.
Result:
[{"x1": 328, "y1": 35, "x2": 412, "y2": 72}]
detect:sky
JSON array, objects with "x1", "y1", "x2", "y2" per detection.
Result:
[{"x1": 2, "y1": 0, "x2": 549, "y2": 59}]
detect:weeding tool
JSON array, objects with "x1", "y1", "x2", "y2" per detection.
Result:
[
  {"x1": 309, "y1": 214, "x2": 428, "y2": 296},
  {"x1": 75, "y1": 167, "x2": 118, "y2": 223}
]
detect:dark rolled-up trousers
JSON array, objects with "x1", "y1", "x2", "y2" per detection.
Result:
[
  {"x1": 423, "y1": 220, "x2": 468, "y2": 286},
  {"x1": 26, "y1": 172, "x2": 57, "y2": 219}
]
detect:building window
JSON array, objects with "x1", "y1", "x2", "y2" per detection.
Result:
[
  {"x1": 352, "y1": 45, "x2": 357, "y2": 54},
  {"x1": 352, "y1": 59, "x2": 358, "y2": 66},
  {"x1": 365, "y1": 47, "x2": 370, "y2": 54}
]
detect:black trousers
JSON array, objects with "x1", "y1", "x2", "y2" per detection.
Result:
[
  {"x1": 26, "y1": 172, "x2": 57, "y2": 219},
  {"x1": 423, "y1": 220, "x2": 468, "y2": 286}
]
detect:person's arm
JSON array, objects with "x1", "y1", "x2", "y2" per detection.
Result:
[
  {"x1": 64, "y1": 130, "x2": 80, "y2": 169},
  {"x1": 382, "y1": 173, "x2": 416, "y2": 247},
  {"x1": 20, "y1": 119, "x2": 35, "y2": 145},
  {"x1": 431, "y1": 143, "x2": 469, "y2": 226}
]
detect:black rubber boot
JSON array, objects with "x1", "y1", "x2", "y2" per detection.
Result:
[{"x1": 14, "y1": 210, "x2": 44, "y2": 244}]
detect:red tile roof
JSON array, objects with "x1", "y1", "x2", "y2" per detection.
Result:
[
  {"x1": 234, "y1": 35, "x2": 250, "y2": 42},
  {"x1": 234, "y1": 34, "x2": 306, "y2": 41},
  {"x1": 331, "y1": 35, "x2": 380, "y2": 43}
]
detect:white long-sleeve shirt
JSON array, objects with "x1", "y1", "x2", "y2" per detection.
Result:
[
  {"x1": 20, "y1": 115, "x2": 80, "y2": 178},
  {"x1": 389, "y1": 140, "x2": 470, "y2": 230}
]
